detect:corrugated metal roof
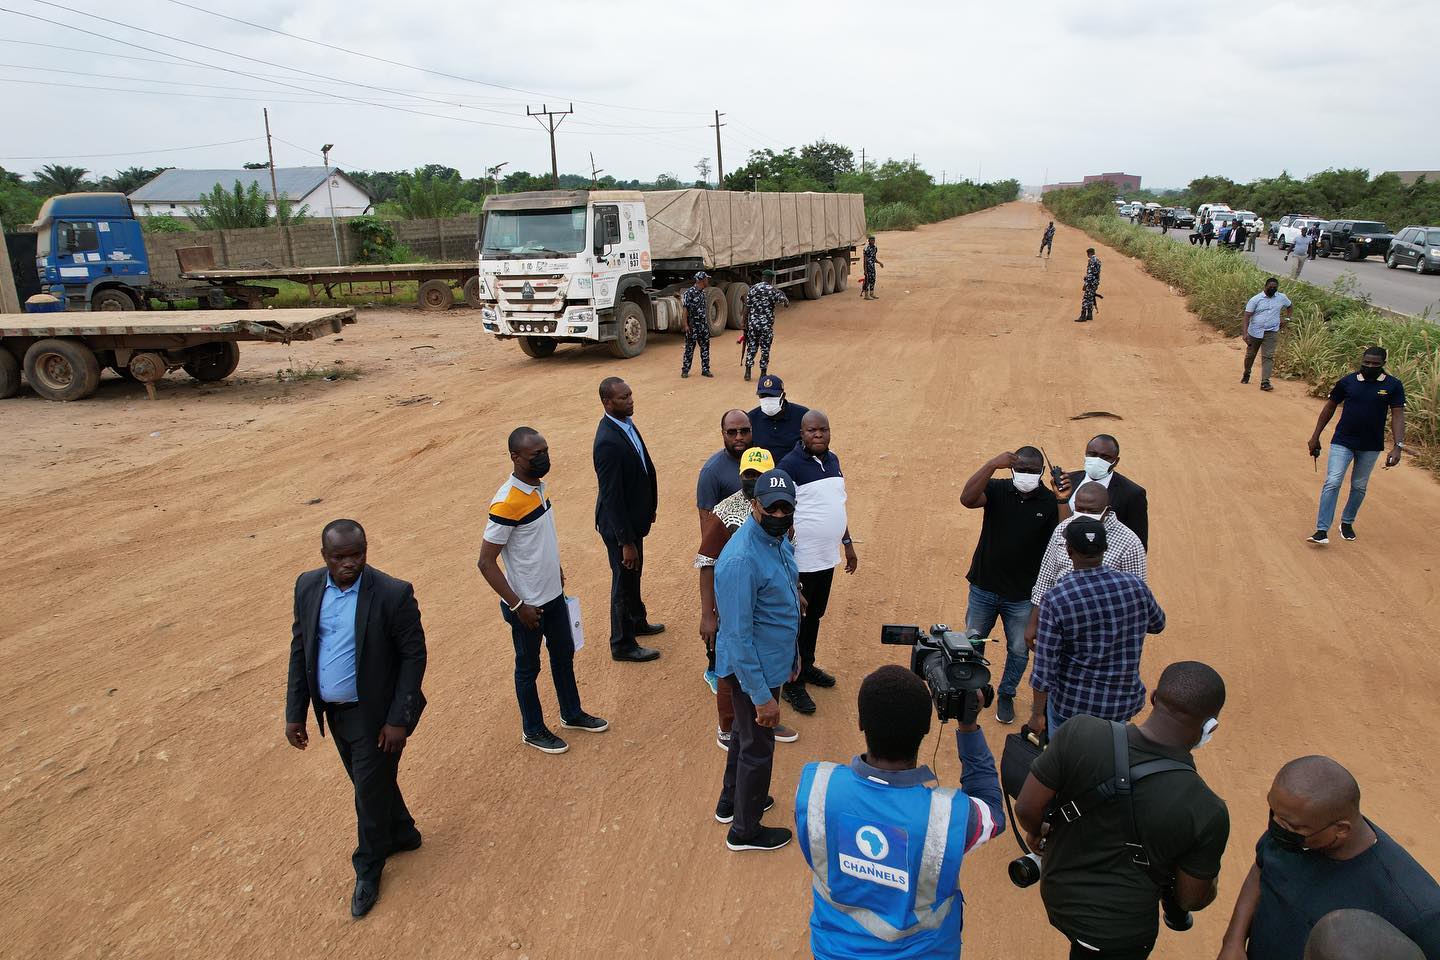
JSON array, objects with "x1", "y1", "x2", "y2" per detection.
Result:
[{"x1": 129, "y1": 167, "x2": 362, "y2": 202}]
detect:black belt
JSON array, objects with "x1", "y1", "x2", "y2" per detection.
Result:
[{"x1": 325, "y1": 700, "x2": 360, "y2": 713}]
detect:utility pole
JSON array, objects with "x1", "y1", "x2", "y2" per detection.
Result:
[
  {"x1": 860, "y1": 148, "x2": 866, "y2": 175},
  {"x1": 321, "y1": 143, "x2": 341, "y2": 264},
  {"x1": 712, "y1": 110, "x2": 726, "y2": 186},
  {"x1": 526, "y1": 103, "x2": 574, "y2": 187},
  {"x1": 941, "y1": 170, "x2": 946, "y2": 186},
  {"x1": 263, "y1": 108, "x2": 282, "y2": 219},
  {"x1": 589, "y1": 152, "x2": 604, "y2": 188}
]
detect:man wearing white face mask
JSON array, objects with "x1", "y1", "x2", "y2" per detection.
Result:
[
  {"x1": 1015, "y1": 660, "x2": 1230, "y2": 960},
  {"x1": 747, "y1": 373, "x2": 809, "y2": 462},
  {"x1": 1058, "y1": 433, "x2": 1149, "y2": 550},
  {"x1": 960, "y1": 447, "x2": 1059, "y2": 725}
]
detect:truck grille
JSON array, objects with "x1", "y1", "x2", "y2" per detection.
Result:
[
  {"x1": 495, "y1": 276, "x2": 565, "y2": 316},
  {"x1": 511, "y1": 320, "x2": 558, "y2": 334}
]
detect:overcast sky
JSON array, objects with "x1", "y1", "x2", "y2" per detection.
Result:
[{"x1": 1, "y1": 0, "x2": 1434, "y2": 190}]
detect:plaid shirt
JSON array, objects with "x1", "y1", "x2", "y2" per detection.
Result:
[
  {"x1": 1030, "y1": 513, "x2": 1147, "y2": 606},
  {"x1": 1032, "y1": 566, "x2": 1165, "y2": 722}
]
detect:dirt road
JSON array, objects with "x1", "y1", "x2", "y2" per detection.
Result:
[{"x1": 4, "y1": 201, "x2": 1439, "y2": 959}]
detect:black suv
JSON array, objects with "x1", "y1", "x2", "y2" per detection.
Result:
[
  {"x1": 1172, "y1": 209, "x2": 1196, "y2": 229},
  {"x1": 1387, "y1": 226, "x2": 1440, "y2": 275},
  {"x1": 1319, "y1": 220, "x2": 1394, "y2": 261}
]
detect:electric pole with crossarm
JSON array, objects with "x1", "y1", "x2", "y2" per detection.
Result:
[{"x1": 527, "y1": 103, "x2": 574, "y2": 187}]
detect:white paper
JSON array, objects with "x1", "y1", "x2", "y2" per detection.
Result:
[{"x1": 566, "y1": 596, "x2": 584, "y2": 651}]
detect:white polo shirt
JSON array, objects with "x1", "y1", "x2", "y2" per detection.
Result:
[{"x1": 482, "y1": 475, "x2": 563, "y2": 605}]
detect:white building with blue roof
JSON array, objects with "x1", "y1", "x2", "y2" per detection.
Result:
[{"x1": 127, "y1": 167, "x2": 372, "y2": 219}]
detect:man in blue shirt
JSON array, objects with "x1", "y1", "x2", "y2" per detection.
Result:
[
  {"x1": 714, "y1": 468, "x2": 802, "y2": 852},
  {"x1": 1242, "y1": 278, "x2": 1292, "y2": 391},
  {"x1": 1306, "y1": 347, "x2": 1407, "y2": 545},
  {"x1": 795, "y1": 665, "x2": 1004, "y2": 958}
]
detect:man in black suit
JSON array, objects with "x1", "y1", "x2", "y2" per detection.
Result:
[
  {"x1": 285, "y1": 519, "x2": 428, "y2": 918},
  {"x1": 593, "y1": 377, "x2": 664, "y2": 662},
  {"x1": 1055, "y1": 433, "x2": 1150, "y2": 549}
]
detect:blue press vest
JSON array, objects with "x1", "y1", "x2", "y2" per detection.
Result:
[{"x1": 796, "y1": 761, "x2": 974, "y2": 959}]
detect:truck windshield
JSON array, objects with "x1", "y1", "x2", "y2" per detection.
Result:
[{"x1": 482, "y1": 208, "x2": 587, "y2": 256}]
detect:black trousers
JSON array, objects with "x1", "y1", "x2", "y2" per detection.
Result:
[
  {"x1": 719, "y1": 679, "x2": 778, "y2": 840},
  {"x1": 603, "y1": 535, "x2": 649, "y2": 652},
  {"x1": 327, "y1": 704, "x2": 415, "y2": 883},
  {"x1": 1069, "y1": 939, "x2": 1154, "y2": 959},
  {"x1": 796, "y1": 568, "x2": 835, "y2": 675}
]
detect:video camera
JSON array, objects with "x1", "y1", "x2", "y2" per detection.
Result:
[{"x1": 879, "y1": 624, "x2": 993, "y2": 724}]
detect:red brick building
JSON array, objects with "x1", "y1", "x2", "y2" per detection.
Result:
[{"x1": 1043, "y1": 172, "x2": 1142, "y2": 194}]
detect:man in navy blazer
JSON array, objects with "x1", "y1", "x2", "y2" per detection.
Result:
[
  {"x1": 593, "y1": 377, "x2": 664, "y2": 662},
  {"x1": 285, "y1": 519, "x2": 427, "y2": 918}
]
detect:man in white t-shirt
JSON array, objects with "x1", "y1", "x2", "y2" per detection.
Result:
[
  {"x1": 777, "y1": 410, "x2": 858, "y2": 715},
  {"x1": 477, "y1": 427, "x2": 608, "y2": 755}
]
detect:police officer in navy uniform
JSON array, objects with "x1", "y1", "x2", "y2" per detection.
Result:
[
  {"x1": 861, "y1": 236, "x2": 884, "y2": 299},
  {"x1": 795, "y1": 664, "x2": 1004, "y2": 958},
  {"x1": 1077, "y1": 248, "x2": 1102, "y2": 322},
  {"x1": 681, "y1": 271, "x2": 714, "y2": 379},
  {"x1": 743, "y1": 268, "x2": 788, "y2": 382},
  {"x1": 1040, "y1": 221, "x2": 1056, "y2": 258}
]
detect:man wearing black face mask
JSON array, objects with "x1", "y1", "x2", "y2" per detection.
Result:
[
  {"x1": 1016, "y1": 661, "x2": 1231, "y2": 959},
  {"x1": 1306, "y1": 347, "x2": 1408, "y2": 545},
  {"x1": 1219, "y1": 756, "x2": 1440, "y2": 960},
  {"x1": 478, "y1": 427, "x2": 608, "y2": 755}
]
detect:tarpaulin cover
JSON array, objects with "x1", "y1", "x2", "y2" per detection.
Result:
[{"x1": 643, "y1": 190, "x2": 866, "y2": 268}]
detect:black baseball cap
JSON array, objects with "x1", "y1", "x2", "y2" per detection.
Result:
[
  {"x1": 1065, "y1": 518, "x2": 1108, "y2": 556},
  {"x1": 754, "y1": 469, "x2": 796, "y2": 509},
  {"x1": 756, "y1": 374, "x2": 784, "y2": 397}
]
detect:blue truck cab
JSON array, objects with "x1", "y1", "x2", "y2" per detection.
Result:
[{"x1": 33, "y1": 193, "x2": 152, "y2": 310}]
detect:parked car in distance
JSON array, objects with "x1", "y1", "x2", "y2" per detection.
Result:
[
  {"x1": 1232, "y1": 210, "x2": 1257, "y2": 225},
  {"x1": 1278, "y1": 217, "x2": 1325, "y2": 250},
  {"x1": 1197, "y1": 202, "x2": 1233, "y2": 221},
  {"x1": 1319, "y1": 220, "x2": 1393, "y2": 261},
  {"x1": 1386, "y1": 226, "x2": 1440, "y2": 274},
  {"x1": 1172, "y1": 208, "x2": 1196, "y2": 228},
  {"x1": 1269, "y1": 213, "x2": 1318, "y2": 245}
]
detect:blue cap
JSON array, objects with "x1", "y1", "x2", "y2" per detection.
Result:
[
  {"x1": 756, "y1": 374, "x2": 784, "y2": 397},
  {"x1": 754, "y1": 469, "x2": 796, "y2": 508}
]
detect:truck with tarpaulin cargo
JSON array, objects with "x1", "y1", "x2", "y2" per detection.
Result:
[{"x1": 476, "y1": 189, "x2": 867, "y2": 359}]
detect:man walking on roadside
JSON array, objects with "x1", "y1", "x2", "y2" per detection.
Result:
[
  {"x1": 1248, "y1": 218, "x2": 1264, "y2": 252},
  {"x1": 1029, "y1": 519, "x2": 1166, "y2": 738},
  {"x1": 1305, "y1": 347, "x2": 1407, "y2": 545},
  {"x1": 681, "y1": 271, "x2": 714, "y2": 379},
  {"x1": 1287, "y1": 230, "x2": 1312, "y2": 279},
  {"x1": 861, "y1": 235, "x2": 884, "y2": 300},
  {"x1": 714, "y1": 469, "x2": 803, "y2": 852},
  {"x1": 286, "y1": 519, "x2": 428, "y2": 918},
  {"x1": 593, "y1": 377, "x2": 664, "y2": 661},
  {"x1": 743, "y1": 269, "x2": 788, "y2": 382},
  {"x1": 960, "y1": 447, "x2": 1059, "y2": 724},
  {"x1": 779, "y1": 410, "x2": 857, "y2": 716},
  {"x1": 1076, "y1": 248, "x2": 1101, "y2": 322},
  {"x1": 1242, "y1": 277, "x2": 1293, "y2": 392},
  {"x1": 1039, "y1": 221, "x2": 1056, "y2": 258},
  {"x1": 478, "y1": 428, "x2": 608, "y2": 755}
]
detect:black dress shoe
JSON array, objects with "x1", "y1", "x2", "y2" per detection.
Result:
[
  {"x1": 634, "y1": 622, "x2": 666, "y2": 636},
  {"x1": 801, "y1": 665, "x2": 836, "y2": 688},
  {"x1": 351, "y1": 878, "x2": 380, "y2": 918},
  {"x1": 782, "y1": 682, "x2": 816, "y2": 715},
  {"x1": 611, "y1": 645, "x2": 661, "y2": 662},
  {"x1": 389, "y1": 831, "x2": 422, "y2": 855}
]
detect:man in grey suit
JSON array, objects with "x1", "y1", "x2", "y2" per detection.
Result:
[{"x1": 285, "y1": 519, "x2": 428, "y2": 918}]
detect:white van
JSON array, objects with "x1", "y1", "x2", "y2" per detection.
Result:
[{"x1": 1197, "y1": 202, "x2": 1233, "y2": 221}]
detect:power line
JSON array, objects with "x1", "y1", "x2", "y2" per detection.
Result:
[{"x1": 0, "y1": 136, "x2": 262, "y2": 161}]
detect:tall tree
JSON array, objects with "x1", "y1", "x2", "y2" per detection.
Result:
[
  {"x1": 189, "y1": 180, "x2": 308, "y2": 229},
  {"x1": 100, "y1": 166, "x2": 170, "y2": 194},
  {"x1": 32, "y1": 164, "x2": 92, "y2": 194},
  {"x1": 381, "y1": 167, "x2": 472, "y2": 219}
]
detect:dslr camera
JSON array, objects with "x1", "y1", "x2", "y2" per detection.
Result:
[{"x1": 880, "y1": 624, "x2": 993, "y2": 724}]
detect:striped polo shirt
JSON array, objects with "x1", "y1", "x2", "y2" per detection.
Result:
[{"x1": 482, "y1": 475, "x2": 563, "y2": 605}]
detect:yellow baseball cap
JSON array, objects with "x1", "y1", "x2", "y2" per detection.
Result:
[{"x1": 739, "y1": 447, "x2": 775, "y2": 475}]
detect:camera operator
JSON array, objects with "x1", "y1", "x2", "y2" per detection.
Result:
[
  {"x1": 794, "y1": 664, "x2": 1004, "y2": 959},
  {"x1": 1015, "y1": 661, "x2": 1231, "y2": 959}
]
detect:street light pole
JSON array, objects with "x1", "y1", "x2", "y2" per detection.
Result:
[{"x1": 322, "y1": 144, "x2": 341, "y2": 264}]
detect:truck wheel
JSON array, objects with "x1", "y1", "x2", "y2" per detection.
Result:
[
  {"x1": 832, "y1": 256, "x2": 850, "y2": 291},
  {"x1": 820, "y1": 259, "x2": 837, "y2": 295},
  {"x1": 517, "y1": 337, "x2": 557, "y2": 359},
  {"x1": 23, "y1": 338, "x2": 101, "y2": 401},
  {"x1": 0, "y1": 347, "x2": 20, "y2": 399},
  {"x1": 723, "y1": 282, "x2": 749, "y2": 330},
  {"x1": 462, "y1": 276, "x2": 483, "y2": 309},
  {"x1": 92, "y1": 289, "x2": 135, "y2": 311},
  {"x1": 183, "y1": 341, "x2": 241, "y2": 382},
  {"x1": 802, "y1": 261, "x2": 822, "y2": 300},
  {"x1": 417, "y1": 279, "x2": 455, "y2": 311},
  {"x1": 608, "y1": 302, "x2": 648, "y2": 358},
  {"x1": 704, "y1": 287, "x2": 727, "y2": 338}
]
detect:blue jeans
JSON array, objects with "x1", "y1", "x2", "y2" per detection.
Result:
[
  {"x1": 1316, "y1": 444, "x2": 1380, "y2": 531},
  {"x1": 500, "y1": 594, "x2": 582, "y2": 737},
  {"x1": 964, "y1": 584, "x2": 1033, "y2": 698}
]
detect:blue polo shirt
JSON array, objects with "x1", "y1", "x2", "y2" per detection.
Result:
[{"x1": 1330, "y1": 372, "x2": 1406, "y2": 452}]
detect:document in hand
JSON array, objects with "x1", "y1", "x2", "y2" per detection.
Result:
[{"x1": 566, "y1": 596, "x2": 584, "y2": 651}]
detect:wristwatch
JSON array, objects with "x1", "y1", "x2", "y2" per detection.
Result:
[{"x1": 841, "y1": 537, "x2": 853, "y2": 546}]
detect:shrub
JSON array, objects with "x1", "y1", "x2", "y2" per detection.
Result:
[{"x1": 141, "y1": 215, "x2": 188, "y2": 234}]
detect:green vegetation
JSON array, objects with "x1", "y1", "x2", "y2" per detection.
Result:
[
  {"x1": 1046, "y1": 185, "x2": 1440, "y2": 475},
  {"x1": 378, "y1": 167, "x2": 474, "y2": 219},
  {"x1": 347, "y1": 216, "x2": 420, "y2": 264},
  {"x1": 191, "y1": 180, "x2": 308, "y2": 230},
  {"x1": 140, "y1": 214, "x2": 189, "y2": 234}
]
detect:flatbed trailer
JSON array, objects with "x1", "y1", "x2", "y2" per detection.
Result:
[
  {"x1": 175, "y1": 247, "x2": 480, "y2": 312},
  {"x1": 1, "y1": 306, "x2": 354, "y2": 401}
]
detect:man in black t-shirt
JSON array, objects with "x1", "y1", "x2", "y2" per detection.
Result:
[
  {"x1": 1016, "y1": 661, "x2": 1231, "y2": 959},
  {"x1": 959, "y1": 447, "x2": 1059, "y2": 725},
  {"x1": 1219, "y1": 756, "x2": 1440, "y2": 960},
  {"x1": 1306, "y1": 346, "x2": 1407, "y2": 545}
]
